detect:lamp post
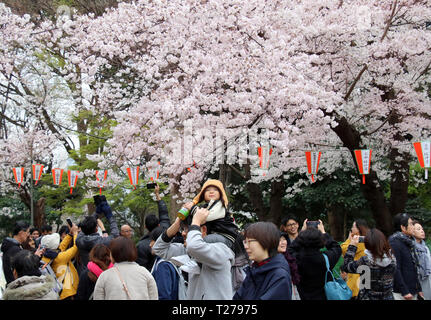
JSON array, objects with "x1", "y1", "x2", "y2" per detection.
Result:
[{"x1": 30, "y1": 145, "x2": 34, "y2": 226}]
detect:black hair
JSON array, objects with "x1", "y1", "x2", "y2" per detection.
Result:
[
  {"x1": 295, "y1": 228, "x2": 325, "y2": 249},
  {"x1": 41, "y1": 224, "x2": 52, "y2": 233},
  {"x1": 245, "y1": 222, "x2": 281, "y2": 258},
  {"x1": 393, "y1": 213, "x2": 410, "y2": 232},
  {"x1": 29, "y1": 227, "x2": 40, "y2": 235},
  {"x1": 13, "y1": 221, "x2": 30, "y2": 236},
  {"x1": 145, "y1": 214, "x2": 159, "y2": 232},
  {"x1": 281, "y1": 215, "x2": 299, "y2": 226},
  {"x1": 280, "y1": 231, "x2": 289, "y2": 239},
  {"x1": 11, "y1": 250, "x2": 41, "y2": 278},
  {"x1": 354, "y1": 219, "x2": 370, "y2": 236},
  {"x1": 150, "y1": 226, "x2": 165, "y2": 242},
  {"x1": 80, "y1": 216, "x2": 98, "y2": 235},
  {"x1": 58, "y1": 225, "x2": 70, "y2": 236}
]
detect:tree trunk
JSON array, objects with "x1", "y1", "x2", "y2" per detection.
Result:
[
  {"x1": 169, "y1": 176, "x2": 183, "y2": 222},
  {"x1": 327, "y1": 205, "x2": 344, "y2": 242},
  {"x1": 330, "y1": 116, "x2": 394, "y2": 236},
  {"x1": 269, "y1": 179, "x2": 285, "y2": 226},
  {"x1": 244, "y1": 163, "x2": 267, "y2": 220},
  {"x1": 34, "y1": 198, "x2": 46, "y2": 229}
]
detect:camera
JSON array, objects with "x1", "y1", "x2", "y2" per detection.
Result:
[
  {"x1": 146, "y1": 183, "x2": 157, "y2": 189},
  {"x1": 306, "y1": 220, "x2": 320, "y2": 228},
  {"x1": 358, "y1": 236, "x2": 365, "y2": 243}
]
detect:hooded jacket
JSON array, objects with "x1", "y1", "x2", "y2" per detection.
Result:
[
  {"x1": 233, "y1": 253, "x2": 292, "y2": 300},
  {"x1": 2, "y1": 275, "x2": 59, "y2": 300},
  {"x1": 152, "y1": 227, "x2": 235, "y2": 300},
  {"x1": 193, "y1": 179, "x2": 229, "y2": 207},
  {"x1": 1, "y1": 237, "x2": 22, "y2": 284},
  {"x1": 41, "y1": 234, "x2": 79, "y2": 300},
  {"x1": 342, "y1": 244, "x2": 396, "y2": 300}
]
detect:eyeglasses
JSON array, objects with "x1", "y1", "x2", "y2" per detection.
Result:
[
  {"x1": 286, "y1": 223, "x2": 298, "y2": 227},
  {"x1": 243, "y1": 239, "x2": 258, "y2": 246}
]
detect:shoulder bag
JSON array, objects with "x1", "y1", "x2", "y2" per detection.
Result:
[
  {"x1": 114, "y1": 267, "x2": 133, "y2": 300},
  {"x1": 323, "y1": 253, "x2": 352, "y2": 300}
]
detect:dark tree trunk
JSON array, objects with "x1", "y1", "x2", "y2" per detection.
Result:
[
  {"x1": 244, "y1": 163, "x2": 267, "y2": 220},
  {"x1": 19, "y1": 188, "x2": 46, "y2": 228},
  {"x1": 331, "y1": 116, "x2": 394, "y2": 236},
  {"x1": 269, "y1": 179, "x2": 285, "y2": 226},
  {"x1": 327, "y1": 205, "x2": 345, "y2": 242}
]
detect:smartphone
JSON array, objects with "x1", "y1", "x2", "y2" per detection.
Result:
[
  {"x1": 306, "y1": 221, "x2": 320, "y2": 228},
  {"x1": 146, "y1": 183, "x2": 157, "y2": 189},
  {"x1": 66, "y1": 218, "x2": 73, "y2": 228},
  {"x1": 358, "y1": 236, "x2": 365, "y2": 243}
]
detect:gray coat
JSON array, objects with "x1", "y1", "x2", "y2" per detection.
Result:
[
  {"x1": 153, "y1": 226, "x2": 234, "y2": 300},
  {"x1": 2, "y1": 275, "x2": 59, "y2": 300}
]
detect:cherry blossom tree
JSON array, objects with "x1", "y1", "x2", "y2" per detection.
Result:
[{"x1": 1, "y1": 1, "x2": 430, "y2": 233}]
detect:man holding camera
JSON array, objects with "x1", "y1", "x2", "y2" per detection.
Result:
[{"x1": 75, "y1": 195, "x2": 120, "y2": 276}]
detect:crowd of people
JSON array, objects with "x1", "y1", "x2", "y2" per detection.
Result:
[{"x1": 0, "y1": 180, "x2": 430, "y2": 301}]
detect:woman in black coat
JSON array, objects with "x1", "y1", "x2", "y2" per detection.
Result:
[{"x1": 288, "y1": 220, "x2": 341, "y2": 300}]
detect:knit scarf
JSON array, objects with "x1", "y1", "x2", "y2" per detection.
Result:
[
  {"x1": 392, "y1": 231, "x2": 420, "y2": 273},
  {"x1": 414, "y1": 240, "x2": 431, "y2": 281},
  {"x1": 87, "y1": 261, "x2": 114, "y2": 282}
]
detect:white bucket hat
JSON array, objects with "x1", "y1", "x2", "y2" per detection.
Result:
[{"x1": 40, "y1": 233, "x2": 60, "y2": 250}]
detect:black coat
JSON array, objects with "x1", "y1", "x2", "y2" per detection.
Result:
[
  {"x1": 75, "y1": 214, "x2": 119, "y2": 276},
  {"x1": 1, "y1": 237, "x2": 22, "y2": 284},
  {"x1": 75, "y1": 267, "x2": 96, "y2": 300},
  {"x1": 136, "y1": 200, "x2": 170, "y2": 271},
  {"x1": 288, "y1": 233, "x2": 341, "y2": 300},
  {"x1": 388, "y1": 232, "x2": 421, "y2": 296}
]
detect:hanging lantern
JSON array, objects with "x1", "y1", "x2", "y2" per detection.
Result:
[
  {"x1": 32, "y1": 164, "x2": 44, "y2": 185},
  {"x1": 95, "y1": 170, "x2": 108, "y2": 195},
  {"x1": 354, "y1": 149, "x2": 372, "y2": 184},
  {"x1": 258, "y1": 145, "x2": 272, "y2": 176},
  {"x1": 305, "y1": 151, "x2": 321, "y2": 182},
  {"x1": 13, "y1": 167, "x2": 24, "y2": 188},
  {"x1": 52, "y1": 168, "x2": 64, "y2": 186},
  {"x1": 67, "y1": 170, "x2": 79, "y2": 194},
  {"x1": 148, "y1": 161, "x2": 160, "y2": 182},
  {"x1": 127, "y1": 167, "x2": 140, "y2": 190},
  {"x1": 413, "y1": 141, "x2": 431, "y2": 179},
  {"x1": 187, "y1": 161, "x2": 196, "y2": 172}
]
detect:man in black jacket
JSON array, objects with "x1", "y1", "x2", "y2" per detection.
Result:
[
  {"x1": 136, "y1": 184, "x2": 170, "y2": 271},
  {"x1": 1, "y1": 221, "x2": 31, "y2": 284},
  {"x1": 75, "y1": 195, "x2": 119, "y2": 276},
  {"x1": 389, "y1": 213, "x2": 422, "y2": 300}
]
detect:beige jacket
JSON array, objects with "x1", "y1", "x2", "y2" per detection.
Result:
[{"x1": 93, "y1": 261, "x2": 158, "y2": 300}]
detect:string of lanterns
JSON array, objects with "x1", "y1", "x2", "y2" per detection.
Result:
[{"x1": 10, "y1": 141, "x2": 430, "y2": 192}]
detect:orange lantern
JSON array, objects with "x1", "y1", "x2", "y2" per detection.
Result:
[
  {"x1": 413, "y1": 141, "x2": 431, "y2": 179},
  {"x1": 354, "y1": 149, "x2": 372, "y2": 184},
  {"x1": 305, "y1": 151, "x2": 321, "y2": 182}
]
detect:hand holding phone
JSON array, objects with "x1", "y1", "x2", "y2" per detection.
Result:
[
  {"x1": 66, "y1": 218, "x2": 73, "y2": 228},
  {"x1": 306, "y1": 220, "x2": 320, "y2": 229}
]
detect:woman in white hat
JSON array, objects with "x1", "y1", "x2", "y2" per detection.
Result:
[{"x1": 40, "y1": 223, "x2": 79, "y2": 300}]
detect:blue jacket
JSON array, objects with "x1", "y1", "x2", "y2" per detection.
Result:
[{"x1": 233, "y1": 253, "x2": 292, "y2": 300}]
